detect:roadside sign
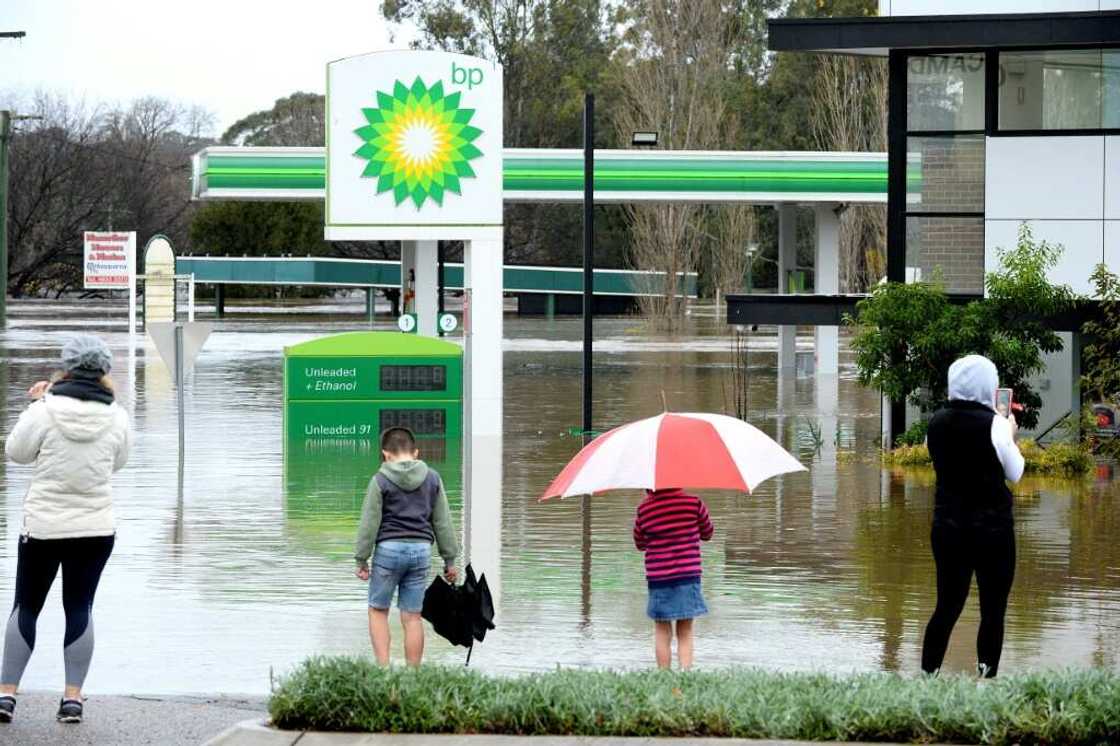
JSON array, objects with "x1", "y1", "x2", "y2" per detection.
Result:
[
  {"x1": 148, "y1": 322, "x2": 213, "y2": 377},
  {"x1": 83, "y1": 231, "x2": 135, "y2": 290}
]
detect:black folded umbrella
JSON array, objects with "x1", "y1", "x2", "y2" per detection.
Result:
[{"x1": 421, "y1": 564, "x2": 495, "y2": 664}]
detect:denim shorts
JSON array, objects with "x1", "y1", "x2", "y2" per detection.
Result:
[
  {"x1": 368, "y1": 541, "x2": 432, "y2": 613},
  {"x1": 647, "y1": 579, "x2": 708, "y2": 621}
]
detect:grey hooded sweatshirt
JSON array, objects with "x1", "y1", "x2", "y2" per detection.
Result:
[{"x1": 354, "y1": 459, "x2": 459, "y2": 568}]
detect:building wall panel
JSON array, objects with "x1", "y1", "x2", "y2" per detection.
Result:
[{"x1": 986, "y1": 137, "x2": 1105, "y2": 221}]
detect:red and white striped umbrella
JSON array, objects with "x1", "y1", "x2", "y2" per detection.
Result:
[{"x1": 541, "y1": 412, "x2": 806, "y2": 500}]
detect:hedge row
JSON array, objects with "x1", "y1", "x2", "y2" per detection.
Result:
[{"x1": 269, "y1": 657, "x2": 1120, "y2": 744}]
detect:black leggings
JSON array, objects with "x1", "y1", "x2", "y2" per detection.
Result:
[
  {"x1": 921, "y1": 524, "x2": 1015, "y2": 677},
  {"x1": 1, "y1": 535, "x2": 114, "y2": 689}
]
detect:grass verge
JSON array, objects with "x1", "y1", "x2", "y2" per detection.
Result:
[
  {"x1": 885, "y1": 439, "x2": 1094, "y2": 476},
  {"x1": 269, "y1": 658, "x2": 1120, "y2": 743}
]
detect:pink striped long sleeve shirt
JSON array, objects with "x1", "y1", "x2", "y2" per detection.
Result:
[{"x1": 633, "y1": 489, "x2": 714, "y2": 587}]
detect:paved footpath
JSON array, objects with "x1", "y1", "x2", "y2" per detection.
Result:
[
  {"x1": 206, "y1": 721, "x2": 952, "y2": 746},
  {"x1": 0, "y1": 692, "x2": 266, "y2": 745}
]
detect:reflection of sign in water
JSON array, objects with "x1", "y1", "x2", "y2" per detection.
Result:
[{"x1": 284, "y1": 331, "x2": 463, "y2": 442}]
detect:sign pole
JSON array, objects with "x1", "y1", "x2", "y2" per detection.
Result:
[
  {"x1": 127, "y1": 234, "x2": 137, "y2": 338},
  {"x1": 582, "y1": 93, "x2": 595, "y2": 444},
  {"x1": 0, "y1": 111, "x2": 12, "y2": 325},
  {"x1": 174, "y1": 323, "x2": 185, "y2": 472}
]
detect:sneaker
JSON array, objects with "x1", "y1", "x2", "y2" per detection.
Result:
[
  {"x1": 56, "y1": 698, "x2": 82, "y2": 724},
  {"x1": 0, "y1": 695, "x2": 14, "y2": 723}
]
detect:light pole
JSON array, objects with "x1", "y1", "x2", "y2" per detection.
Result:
[{"x1": 0, "y1": 32, "x2": 27, "y2": 324}]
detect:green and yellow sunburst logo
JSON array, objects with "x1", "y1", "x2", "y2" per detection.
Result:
[{"x1": 353, "y1": 77, "x2": 483, "y2": 209}]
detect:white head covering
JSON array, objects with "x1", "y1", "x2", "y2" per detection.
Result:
[
  {"x1": 61, "y1": 334, "x2": 113, "y2": 375},
  {"x1": 947, "y1": 354, "x2": 998, "y2": 411}
]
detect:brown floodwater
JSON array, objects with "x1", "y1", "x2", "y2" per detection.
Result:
[{"x1": 0, "y1": 298, "x2": 1117, "y2": 694}]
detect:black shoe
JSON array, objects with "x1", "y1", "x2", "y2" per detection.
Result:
[
  {"x1": 57, "y1": 698, "x2": 82, "y2": 724},
  {"x1": 0, "y1": 695, "x2": 14, "y2": 723}
]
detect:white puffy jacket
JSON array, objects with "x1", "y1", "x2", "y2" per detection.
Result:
[{"x1": 5, "y1": 393, "x2": 130, "y2": 539}]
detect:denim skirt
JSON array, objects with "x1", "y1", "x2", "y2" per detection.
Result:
[{"x1": 647, "y1": 579, "x2": 708, "y2": 621}]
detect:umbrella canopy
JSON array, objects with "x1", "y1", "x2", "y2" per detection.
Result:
[
  {"x1": 542, "y1": 412, "x2": 806, "y2": 499},
  {"x1": 421, "y1": 564, "x2": 495, "y2": 663}
]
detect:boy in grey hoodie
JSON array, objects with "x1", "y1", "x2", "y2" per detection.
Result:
[{"x1": 354, "y1": 427, "x2": 459, "y2": 666}]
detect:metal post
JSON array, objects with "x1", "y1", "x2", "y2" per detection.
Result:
[
  {"x1": 215, "y1": 284, "x2": 225, "y2": 318},
  {"x1": 174, "y1": 323, "x2": 185, "y2": 473},
  {"x1": 366, "y1": 287, "x2": 375, "y2": 325},
  {"x1": 0, "y1": 110, "x2": 10, "y2": 325},
  {"x1": 187, "y1": 273, "x2": 196, "y2": 322},
  {"x1": 437, "y1": 241, "x2": 446, "y2": 315},
  {"x1": 582, "y1": 93, "x2": 594, "y2": 442}
]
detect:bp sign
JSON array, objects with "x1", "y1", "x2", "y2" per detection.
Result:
[{"x1": 325, "y1": 50, "x2": 503, "y2": 241}]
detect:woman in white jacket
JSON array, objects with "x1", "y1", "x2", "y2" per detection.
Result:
[{"x1": 0, "y1": 335, "x2": 130, "y2": 725}]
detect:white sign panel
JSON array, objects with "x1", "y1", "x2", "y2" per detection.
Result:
[
  {"x1": 326, "y1": 50, "x2": 504, "y2": 241},
  {"x1": 83, "y1": 231, "x2": 135, "y2": 290}
]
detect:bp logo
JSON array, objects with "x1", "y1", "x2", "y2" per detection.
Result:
[{"x1": 353, "y1": 77, "x2": 483, "y2": 209}]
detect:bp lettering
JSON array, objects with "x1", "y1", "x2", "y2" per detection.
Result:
[{"x1": 452, "y1": 62, "x2": 484, "y2": 89}]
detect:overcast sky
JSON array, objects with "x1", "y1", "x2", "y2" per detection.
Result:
[{"x1": 2, "y1": 0, "x2": 410, "y2": 136}]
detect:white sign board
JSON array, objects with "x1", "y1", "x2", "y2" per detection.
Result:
[
  {"x1": 326, "y1": 50, "x2": 503, "y2": 241},
  {"x1": 83, "y1": 231, "x2": 135, "y2": 290},
  {"x1": 147, "y1": 322, "x2": 213, "y2": 378}
]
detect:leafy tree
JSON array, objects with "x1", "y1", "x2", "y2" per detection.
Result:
[
  {"x1": 221, "y1": 92, "x2": 325, "y2": 146},
  {"x1": 850, "y1": 224, "x2": 1075, "y2": 432},
  {"x1": 1082, "y1": 263, "x2": 1120, "y2": 405}
]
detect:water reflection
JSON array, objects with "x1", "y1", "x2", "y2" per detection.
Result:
[{"x1": 0, "y1": 300, "x2": 1117, "y2": 695}]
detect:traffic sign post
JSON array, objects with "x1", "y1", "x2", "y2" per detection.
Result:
[{"x1": 148, "y1": 321, "x2": 213, "y2": 469}]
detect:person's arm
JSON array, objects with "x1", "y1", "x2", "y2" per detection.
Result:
[
  {"x1": 990, "y1": 415, "x2": 1025, "y2": 484},
  {"x1": 697, "y1": 498, "x2": 714, "y2": 542},
  {"x1": 112, "y1": 410, "x2": 131, "y2": 472},
  {"x1": 5, "y1": 401, "x2": 48, "y2": 465},
  {"x1": 633, "y1": 507, "x2": 648, "y2": 551},
  {"x1": 431, "y1": 477, "x2": 459, "y2": 571},
  {"x1": 354, "y1": 477, "x2": 383, "y2": 566}
]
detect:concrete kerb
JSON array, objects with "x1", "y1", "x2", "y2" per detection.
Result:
[{"x1": 204, "y1": 719, "x2": 955, "y2": 746}]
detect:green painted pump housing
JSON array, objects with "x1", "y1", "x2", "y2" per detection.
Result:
[{"x1": 283, "y1": 331, "x2": 464, "y2": 442}]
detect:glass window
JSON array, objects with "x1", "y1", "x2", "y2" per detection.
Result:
[
  {"x1": 906, "y1": 136, "x2": 985, "y2": 214},
  {"x1": 905, "y1": 216, "x2": 985, "y2": 295},
  {"x1": 1106, "y1": 50, "x2": 1120, "y2": 130},
  {"x1": 999, "y1": 49, "x2": 1106, "y2": 131},
  {"x1": 907, "y1": 54, "x2": 986, "y2": 131}
]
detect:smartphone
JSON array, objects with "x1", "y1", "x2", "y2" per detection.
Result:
[{"x1": 995, "y1": 388, "x2": 1013, "y2": 418}]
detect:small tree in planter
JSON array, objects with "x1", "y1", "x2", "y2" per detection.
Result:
[{"x1": 849, "y1": 224, "x2": 1075, "y2": 440}]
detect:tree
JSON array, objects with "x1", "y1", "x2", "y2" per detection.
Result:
[
  {"x1": 1081, "y1": 264, "x2": 1120, "y2": 406},
  {"x1": 221, "y1": 92, "x2": 325, "y2": 147},
  {"x1": 4, "y1": 92, "x2": 210, "y2": 296},
  {"x1": 612, "y1": 0, "x2": 737, "y2": 322},
  {"x1": 850, "y1": 224, "x2": 1076, "y2": 433}
]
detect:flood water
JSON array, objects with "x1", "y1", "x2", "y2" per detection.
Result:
[{"x1": 1, "y1": 299, "x2": 1118, "y2": 695}]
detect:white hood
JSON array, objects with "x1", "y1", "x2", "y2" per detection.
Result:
[
  {"x1": 44, "y1": 393, "x2": 120, "y2": 443},
  {"x1": 947, "y1": 355, "x2": 998, "y2": 411}
]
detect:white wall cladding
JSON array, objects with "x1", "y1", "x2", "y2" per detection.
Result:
[
  {"x1": 1107, "y1": 137, "x2": 1120, "y2": 221},
  {"x1": 986, "y1": 137, "x2": 1105, "y2": 221},
  {"x1": 880, "y1": 1, "x2": 1105, "y2": 15},
  {"x1": 1106, "y1": 222, "x2": 1120, "y2": 281},
  {"x1": 986, "y1": 220, "x2": 1104, "y2": 296}
]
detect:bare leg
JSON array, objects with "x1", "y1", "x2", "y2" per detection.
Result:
[
  {"x1": 675, "y1": 618, "x2": 694, "y2": 669},
  {"x1": 368, "y1": 608, "x2": 391, "y2": 665},
  {"x1": 654, "y1": 621, "x2": 673, "y2": 669},
  {"x1": 0, "y1": 684, "x2": 14, "y2": 696},
  {"x1": 400, "y1": 612, "x2": 424, "y2": 667},
  {"x1": 63, "y1": 685, "x2": 80, "y2": 700}
]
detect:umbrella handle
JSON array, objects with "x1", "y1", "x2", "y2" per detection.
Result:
[{"x1": 465, "y1": 642, "x2": 474, "y2": 667}]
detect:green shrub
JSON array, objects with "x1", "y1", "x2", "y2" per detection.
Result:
[
  {"x1": 268, "y1": 658, "x2": 1120, "y2": 743},
  {"x1": 896, "y1": 419, "x2": 929, "y2": 447},
  {"x1": 885, "y1": 438, "x2": 1093, "y2": 476}
]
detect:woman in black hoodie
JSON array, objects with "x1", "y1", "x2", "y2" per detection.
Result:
[{"x1": 921, "y1": 355, "x2": 1024, "y2": 678}]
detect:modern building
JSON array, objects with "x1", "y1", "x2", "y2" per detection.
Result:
[{"x1": 766, "y1": 1, "x2": 1120, "y2": 441}]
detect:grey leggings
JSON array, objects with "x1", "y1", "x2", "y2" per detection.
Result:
[{"x1": 2, "y1": 534, "x2": 114, "y2": 688}]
